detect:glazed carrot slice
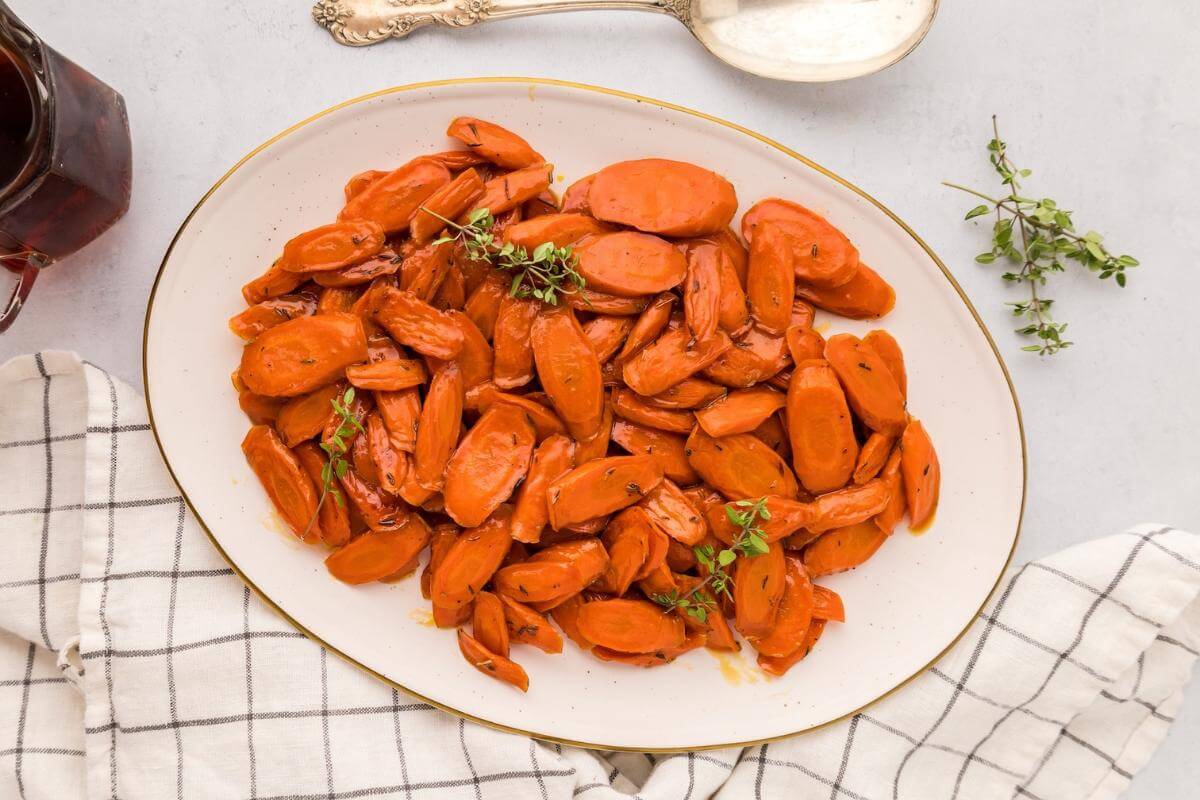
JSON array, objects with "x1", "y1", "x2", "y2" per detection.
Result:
[
  {"x1": 337, "y1": 466, "x2": 408, "y2": 532},
  {"x1": 804, "y1": 521, "x2": 888, "y2": 578},
  {"x1": 492, "y1": 293, "x2": 539, "y2": 389},
  {"x1": 374, "y1": 387, "x2": 420, "y2": 453},
  {"x1": 808, "y1": 479, "x2": 892, "y2": 533},
  {"x1": 494, "y1": 561, "x2": 580, "y2": 603},
  {"x1": 824, "y1": 333, "x2": 906, "y2": 436},
  {"x1": 751, "y1": 556, "x2": 814, "y2": 657},
  {"x1": 422, "y1": 523, "x2": 459, "y2": 599},
  {"x1": 546, "y1": 455, "x2": 664, "y2": 529},
  {"x1": 786, "y1": 360, "x2": 858, "y2": 494},
  {"x1": 685, "y1": 428, "x2": 800, "y2": 500},
  {"x1": 564, "y1": 288, "x2": 649, "y2": 316},
  {"x1": 412, "y1": 362, "x2": 463, "y2": 491},
  {"x1": 684, "y1": 243, "x2": 722, "y2": 343},
  {"x1": 853, "y1": 432, "x2": 894, "y2": 485},
  {"x1": 510, "y1": 434, "x2": 574, "y2": 544},
  {"x1": 463, "y1": 272, "x2": 507, "y2": 340},
  {"x1": 863, "y1": 329, "x2": 906, "y2": 398},
  {"x1": 317, "y1": 286, "x2": 359, "y2": 315},
  {"x1": 610, "y1": 420, "x2": 698, "y2": 485},
  {"x1": 640, "y1": 478, "x2": 706, "y2": 546},
  {"x1": 900, "y1": 419, "x2": 940, "y2": 529},
  {"x1": 339, "y1": 157, "x2": 451, "y2": 233},
  {"x1": 528, "y1": 539, "x2": 611, "y2": 594},
  {"x1": 741, "y1": 198, "x2": 859, "y2": 289},
  {"x1": 239, "y1": 313, "x2": 368, "y2": 397},
  {"x1": 576, "y1": 598, "x2": 686, "y2": 654},
  {"x1": 366, "y1": 411, "x2": 406, "y2": 495},
  {"x1": 758, "y1": 619, "x2": 826, "y2": 676},
  {"x1": 469, "y1": 163, "x2": 554, "y2": 218},
  {"x1": 622, "y1": 327, "x2": 732, "y2": 397},
  {"x1": 313, "y1": 250, "x2": 403, "y2": 288},
  {"x1": 457, "y1": 630, "x2": 529, "y2": 691},
  {"x1": 446, "y1": 117, "x2": 543, "y2": 170},
  {"x1": 531, "y1": 305, "x2": 605, "y2": 440},
  {"x1": 350, "y1": 430, "x2": 378, "y2": 485},
  {"x1": 345, "y1": 359, "x2": 428, "y2": 391},
  {"x1": 592, "y1": 507, "x2": 652, "y2": 596},
  {"x1": 238, "y1": 390, "x2": 285, "y2": 425},
  {"x1": 703, "y1": 324, "x2": 791, "y2": 389},
  {"x1": 427, "y1": 150, "x2": 490, "y2": 171},
  {"x1": 400, "y1": 241, "x2": 455, "y2": 302},
  {"x1": 747, "y1": 222, "x2": 796, "y2": 334},
  {"x1": 372, "y1": 287, "x2": 465, "y2": 361},
  {"x1": 472, "y1": 591, "x2": 510, "y2": 656},
  {"x1": 442, "y1": 404, "x2": 535, "y2": 527},
  {"x1": 275, "y1": 383, "x2": 342, "y2": 447},
  {"x1": 812, "y1": 585, "x2": 845, "y2": 622},
  {"x1": 790, "y1": 299, "x2": 816, "y2": 329},
  {"x1": 588, "y1": 159, "x2": 737, "y2": 237},
  {"x1": 469, "y1": 385, "x2": 568, "y2": 441},
  {"x1": 523, "y1": 188, "x2": 559, "y2": 218},
  {"x1": 293, "y1": 442, "x2": 352, "y2": 547},
  {"x1": 325, "y1": 515, "x2": 431, "y2": 584},
  {"x1": 575, "y1": 232, "x2": 688, "y2": 297},
  {"x1": 582, "y1": 315, "x2": 635, "y2": 363},
  {"x1": 785, "y1": 325, "x2": 826, "y2": 366},
  {"x1": 242, "y1": 425, "x2": 321, "y2": 542},
  {"x1": 645, "y1": 377, "x2": 727, "y2": 410},
  {"x1": 591, "y1": 631, "x2": 707, "y2": 667},
  {"x1": 695, "y1": 387, "x2": 786, "y2": 438},
  {"x1": 242, "y1": 261, "x2": 307, "y2": 305},
  {"x1": 344, "y1": 169, "x2": 386, "y2": 202},
  {"x1": 432, "y1": 261, "x2": 467, "y2": 310},
  {"x1": 560, "y1": 174, "x2": 595, "y2": 214},
  {"x1": 549, "y1": 594, "x2": 593, "y2": 650},
  {"x1": 279, "y1": 220, "x2": 386, "y2": 274},
  {"x1": 796, "y1": 263, "x2": 895, "y2": 320},
  {"x1": 410, "y1": 168, "x2": 485, "y2": 243},
  {"x1": 445, "y1": 310, "x2": 493, "y2": 388},
  {"x1": 229, "y1": 293, "x2": 318, "y2": 340},
  {"x1": 670, "y1": 572, "x2": 739, "y2": 651},
  {"x1": 634, "y1": 524, "x2": 671, "y2": 581},
  {"x1": 704, "y1": 495, "x2": 814, "y2": 545},
  {"x1": 499, "y1": 595, "x2": 564, "y2": 653},
  {"x1": 431, "y1": 510, "x2": 513, "y2": 610},
  {"x1": 612, "y1": 389, "x2": 693, "y2": 434},
  {"x1": 502, "y1": 213, "x2": 609, "y2": 250},
  {"x1": 573, "y1": 392, "x2": 615, "y2": 465},
  {"x1": 874, "y1": 447, "x2": 906, "y2": 535},
  {"x1": 733, "y1": 542, "x2": 787, "y2": 639},
  {"x1": 618, "y1": 292, "x2": 675, "y2": 361}
]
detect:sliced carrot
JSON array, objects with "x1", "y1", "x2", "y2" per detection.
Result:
[
  {"x1": 641, "y1": 479, "x2": 706, "y2": 546},
  {"x1": 863, "y1": 329, "x2": 907, "y2": 398},
  {"x1": 494, "y1": 561, "x2": 580, "y2": 603},
  {"x1": 313, "y1": 250, "x2": 403, "y2": 289},
  {"x1": 422, "y1": 523, "x2": 459, "y2": 600},
  {"x1": 610, "y1": 420, "x2": 698, "y2": 485},
  {"x1": 531, "y1": 305, "x2": 605, "y2": 440},
  {"x1": 592, "y1": 507, "x2": 652, "y2": 595},
  {"x1": 274, "y1": 383, "x2": 341, "y2": 447},
  {"x1": 325, "y1": 515, "x2": 431, "y2": 584},
  {"x1": 618, "y1": 292, "x2": 675, "y2": 361},
  {"x1": 469, "y1": 163, "x2": 554, "y2": 218},
  {"x1": 446, "y1": 117, "x2": 543, "y2": 170},
  {"x1": 572, "y1": 391, "x2": 614, "y2": 465},
  {"x1": 410, "y1": 168, "x2": 485, "y2": 243},
  {"x1": 808, "y1": 479, "x2": 892, "y2": 533},
  {"x1": 229, "y1": 293, "x2": 318, "y2": 340},
  {"x1": 492, "y1": 293, "x2": 539, "y2": 389},
  {"x1": 497, "y1": 595, "x2": 563, "y2": 654},
  {"x1": 463, "y1": 272, "x2": 507, "y2": 340},
  {"x1": 741, "y1": 198, "x2": 859, "y2": 289},
  {"x1": 445, "y1": 310, "x2": 493, "y2": 388},
  {"x1": 366, "y1": 411, "x2": 405, "y2": 495},
  {"x1": 242, "y1": 425, "x2": 321, "y2": 542},
  {"x1": 824, "y1": 333, "x2": 907, "y2": 436},
  {"x1": 339, "y1": 157, "x2": 451, "y2": 233},
  {"x1": 645, "y1": 378, "x2": 727, "y2": 410},
  {"x1": 400, "y1": 241, "x2": 455, "y2": 302},
  {"x1": 546, "y1": 455, "x2": 664, "y2": 530},
  {"x1": 576, "y1": 598, "x2": 686, "y2": 654},
  {"x1": 733, "y1": 542, "x2": 787, "y2": 639},
  {"x1": 502, "y1": 213, "x2": 609, "y2": 250},
  {"x1": 575, "y1": 232, "x2": 688, "y2": 297},
  {"x1": 317, "y1": 286, "x2": 359, "y2": 315},
  {"x1": 372, "y1": 287, "x2": 464, "y2": 361},
  {"x1": 795, "y1": 263, "x2": 895, "y2": 320},
  {"x1": 785, "y1": 326, "x2": 826, "y2": 366},
  {"x1": 685, "y1": 428, "x2": 800, "y2": 500},
  {"x1": 683, "y1": 243, "x2": 722, "y2": 343},
  {"x1": 786, "y1": 359, "x2": 858, "y2": 494},
  {"x1": 510, "y1": 434, "x2": 575, "y2": 544},
  {"x1": 591, "y1": 631, "x2": 706, "y2": 667},
  {"x1": 758, "y1": 619, "x2": 826, "y2": 676},
  {"x1": 900, "y1": 419, "x2": 940, "y2": 529},
  {"x1": 812, "y1": 585, "x2": 846, "y2": 623},
  {"x1": 588, "y1": 159, "x2": 737, "y2": 237},
  {"x1": 746, "y1": 222, "x2": 796, "y2": 334},
  {"x1": 442, "y1": 404, "x2": 535, "y2": 527},
  {"x1": 704, "y1": 495, "x2": 814, "y2": 545},
  {"x1": 803, "y1": 521, "x2": 888, "y2": 578},
  {"x1": 582, "y1": 315, "x2": 635, "y2": 364},
  {"x1": 242, "y1": 261, "x2": 305, "y2": 305},
  {"x1": 563, "y1": 288, "x2": 649, "y2": 316},
  {"x1": 344, "y1": 169, "x2": 386, "y2": 202},
  {"x1": 634, "y1": 523, "x2": 671, "y2": 581},
  {"x1": 550, "y1": 594, "x2": 594, "y2": 650},
  {"x1": 472, "y1": 590, "x2": 510, "y2": 656},
  {"x1": 874, "y1": 448, "x2": 907, "y2": 535},
  {"x1": 694, "y1": 387, "x2": 785, "y2": 438},
  {"x1": 345, "y1": 359, "x2": 428, "y2": 391},
  {"x1": 612, "y1": 389, "x2": 693, "y2": 434},
  {"x1": 374, "y1": 387, "x2": 420, "y2": 453},
  {"x1": 622, "y1": 327, "x2": 732, "y2": 397},
  {"x1": 239, "y1": 313, "x2": 368, "y2": 398},
  {"x1": 703, "y1": 324, "x2": 791, "y2": 389},
  {"x1": 431, "y1": 510, "x2": 513, "y2": 610},
  {"x1": 412, "y1": 362, "x2": 463, "y2": 491},
  {"x1": 751, "y1": 556, "x2": 814, "y2": 657},
  {"x1": 853, "y1": 432, "x2": 894, "y2": 485},
  {"x1": 293, "y1": 442, "x2": 352, "y2": 547},
  {"x1": 457, "y1": 630, "x2": 529, "y2": 691}
]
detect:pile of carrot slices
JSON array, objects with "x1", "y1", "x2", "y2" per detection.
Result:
[{"x1": 230, "y1": 117, "x2": 940, "y2": 691}]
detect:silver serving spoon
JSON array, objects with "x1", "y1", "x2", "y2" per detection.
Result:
[{"x1": 313, "y1": 0, "x2": 939, "y2": 82}]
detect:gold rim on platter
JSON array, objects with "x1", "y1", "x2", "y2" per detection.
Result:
[{"x1": 142, "y1": 76, "x2": 1026, "y2": 753}]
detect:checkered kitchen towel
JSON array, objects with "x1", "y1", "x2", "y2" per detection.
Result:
[{"x1": 2, "y1": 351, "x2": 1198, "y2": 800}]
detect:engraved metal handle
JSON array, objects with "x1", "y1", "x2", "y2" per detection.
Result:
[{"x1": 313, "y1": 0, "x2": 690, "y2": 45}]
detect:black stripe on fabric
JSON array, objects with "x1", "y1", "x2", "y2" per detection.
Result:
[
  {"x1": 928, "y1": 668, "x2": 1067, "y2": 728},
  {"x1": 245, "y1": 588, "x2": 259, "y2": 800},
  {"x1": 753, "y1": 743, "x2": 768, "y2": 800},
  {"x1": 829, "y1": 714, "x2": 860, "y2": 800},
  {"x1": 1027, "y1": 562, "x2": 1162, "y2": 627},
  {"x1": 166, "y1": 499, "x2": 187, "y2": 798},
  {"x1": 0, "y1": 431, "x2": 85, "y2": 449},
  {"x1": 390, "y1": 689, "x2": 412, "y2": 800},
  {"x1": 458, "y1": 718, "x2": 484, "y2": 800},
  {"x1": 529, "y1": 740, "x2": 550, "y2": 800},
  {"x1": 949, "y1": 528, "x2": 1165, "y2": 798},
  {"x1": 98, "y1": 369, "x2": 121, "y2": 799},
  {"x1": 35, "y1": 352, "x2": 54, "y2": 649},
  {"x1": 0, "y1": 573, "x2": 80, "y2": 590},
  {"x1": 1155, "y1": 634, "x2": 1200, "y2": 658},
  {"x1": 80, "y1": 629, "x2": 307, "y2": 660},
  {"x1": 84, "y1": 704, "x2": 437, "y2": 735},
  {"x1": 1098, "y1": 690, "x2": 1175, "y2": 722},
  {"x1": 743, "y1": 754, "x2": 872, "y2": 800},
  {"x1": 973, "y1": 613, "x2": 1117, "y2": 682},
  {"x1": 0, "y1": 676, "x2": 69, "y2": 688},
  {"x1": 858, "y1": 714, "x2": 1023, "y2": 778},
  {"x1": 573, "y1": 783, "x2": 609, "y2": 797},
  {"x1": 12, "y1": 643, "x2": 36, "y2": 797},
  {"x1": 251, "y1": 769, "x2": 576, "y2": 800},
  {"x1": 0, "y1": 567, "x2": 232, "y2": 591},
  {"x1": 320, "y1": 650, "x2": 335, "y2": 799},
  {"x1": 0, "y1": 746, "x2": 86, "y2": 758},
  {"x1": 1061, "y1": 731, "x2": 1133, "y2": 779},
  {"x1": 0, "y1": 496, "x2": 181, "y2": 518},
  {"x1": 682, "y1": 752, "x2": 695, "y2": 800}
]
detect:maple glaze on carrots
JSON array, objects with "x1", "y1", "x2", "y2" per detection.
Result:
[{"x1": 231, "y1": 116, "x2": 940, "y2": 690}]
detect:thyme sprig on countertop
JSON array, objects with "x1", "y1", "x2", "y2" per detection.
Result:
[
  {"x1": 300, "y1": 387, "x2": 363, "y2": 541},
  {"x1": 944, "y1": 117, "x2": 1139, "y2": 356},
  {"x1": 421, "y1": 206, "x2": 586, "y2": 305},
  {"x1": 652, "y1": 497, "x2": 771, "y2": 623}
]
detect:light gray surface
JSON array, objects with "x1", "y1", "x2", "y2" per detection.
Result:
[{"x1": 3, "y1": 1, "x2": 1197, "y2": 796}]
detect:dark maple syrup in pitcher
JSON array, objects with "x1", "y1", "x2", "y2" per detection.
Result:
[{"x1": 0, "y1": 43, "x2": 36, "y2": 193}]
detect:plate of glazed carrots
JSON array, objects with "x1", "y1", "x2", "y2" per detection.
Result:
[{"x1": 145, "y1": 79, "x2": 1024, "y2": 750}]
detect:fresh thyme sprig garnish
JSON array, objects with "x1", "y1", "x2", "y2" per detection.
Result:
[
  {"x1": 301, "y1": 387, "x2": 363, "y2": 540},
  {"x1": 652, "y1": 497, "x2": 771, "y2": 623},
  {"x1": 944, "y1": 116, "x2": 1139, "y2": 356},
  {"x1": 421, "y1": 206, "x2": 586, "y2": 305}
]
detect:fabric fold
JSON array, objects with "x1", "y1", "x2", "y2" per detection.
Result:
[{"x1": 2, "y1": 351, "x2": 1198, "y2": 800}]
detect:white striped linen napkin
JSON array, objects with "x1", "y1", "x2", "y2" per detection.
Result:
[{"x1": 1, "y1": 350, "x2": 1197, "y2": 800}]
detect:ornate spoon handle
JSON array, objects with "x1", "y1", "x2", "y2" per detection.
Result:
[{"x1": 313, "y1": 0, "x2": 690, "y2": 45}]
